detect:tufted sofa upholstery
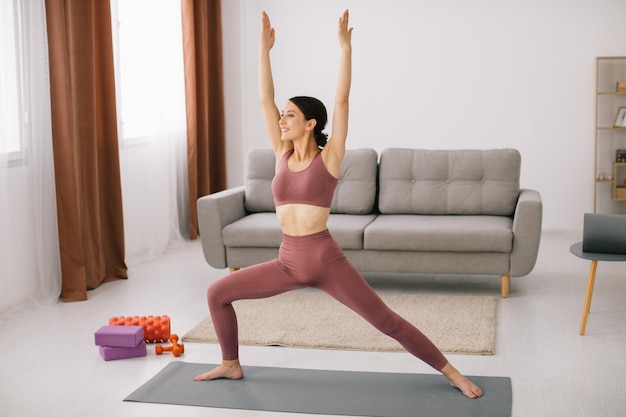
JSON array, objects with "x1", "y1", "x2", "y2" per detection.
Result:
[{"x1": 197, "y1": 148, "x2": 543, "y2": 298}]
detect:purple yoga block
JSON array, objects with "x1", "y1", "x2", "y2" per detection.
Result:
[
  {"x1": 99, "y1": 342, "x2": 147, "y2": 361},
  {"x1": 94, "y1": 325, "x2": 144, "y2": 347}
]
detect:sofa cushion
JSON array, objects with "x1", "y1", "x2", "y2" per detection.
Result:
[
  {"x1": 327, "y1": 214, "x2": 378, "y2": 249},
  {"x1": 223, "y1": 213, "x2": 377, "y2": 250},
  {"x1": 223, "y1": 213, "x2": 283, "y2": 247},
  {"x1": 378, "y1": 148, "x2": 520, "y2": 215},
  {"x1": 364, "y1": 215, "x2": 513, "y2": 252},
  {"x1": 244, "y1": 148, "x2": 378, "y2": 214}
]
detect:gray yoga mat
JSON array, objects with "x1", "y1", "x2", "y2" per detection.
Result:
[{"x1": 125, "y1": 362, "x2": 512, "y2": 417}]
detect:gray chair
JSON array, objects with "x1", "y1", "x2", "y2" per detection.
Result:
[{"x1": 570, "y1": 213, "x2": 626, "y2": 335}]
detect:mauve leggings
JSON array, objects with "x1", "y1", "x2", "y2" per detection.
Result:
[{"x1": 206, "y1": 229, "x2": 448, "y2": 371}]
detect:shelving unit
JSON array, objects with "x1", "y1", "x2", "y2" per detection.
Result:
[{"x1": 593, "y1": 56, "x2": 626, "y2": 213}]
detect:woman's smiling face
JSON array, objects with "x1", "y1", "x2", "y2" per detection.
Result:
[{"x1": 279, "y1": 100, "x2": 313, "y2": 141}]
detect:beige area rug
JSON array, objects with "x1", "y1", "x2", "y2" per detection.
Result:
[{"x1": 183, "y1": 291, "x2": 497, "y2": 355}]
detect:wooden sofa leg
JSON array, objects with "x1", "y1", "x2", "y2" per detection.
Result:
[
  {"x1": 501, "y1": 275, "x2": 510, "y2": 298},
  {"x1": 229, "y1": 267, "x2": 239, "y2": 273}
]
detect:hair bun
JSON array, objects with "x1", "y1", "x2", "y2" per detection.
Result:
[{"x1": 314, "y1": 130, "x2": 329, "y2": 148}]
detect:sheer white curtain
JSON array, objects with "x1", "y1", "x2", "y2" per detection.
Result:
[
  {"x1": 0, "y1": 0, "x2": 60, "y2": 313},
  {"x1": 111, "y1": 0, "x2": 189, "y2": 267}
]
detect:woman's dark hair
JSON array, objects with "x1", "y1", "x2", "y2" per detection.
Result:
[{"x1": 289, "y1": 96, "x2": 328, "y2": 148}]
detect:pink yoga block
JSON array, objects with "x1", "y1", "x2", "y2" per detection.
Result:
[
  {"x1": 94, "y1": 325, "x2": 144, "y2": 347},
  {"x1": 99, "y1": 342, "x2": 147, "y2": 361}
]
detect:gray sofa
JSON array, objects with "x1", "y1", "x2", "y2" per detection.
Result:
[{"x1": 197, "y1": 148, "x2": 542, "y2": 298}]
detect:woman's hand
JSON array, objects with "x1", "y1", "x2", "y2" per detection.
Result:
[
  {"x1": 260, "y1": 11, "x2": 275, "y2": 52},
  {"x1": 338, "y1": 9, "x2": 353, "y2": 50}
]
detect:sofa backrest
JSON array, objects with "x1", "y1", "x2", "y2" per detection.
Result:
[
  {"x1": 244, "y1": 148, "x2": 378, "y2": 214},
  {"x1": 378, "y1": 148, "x2": 521, "y2": 216},
  {"x1": 330, "y1": 148, "x2": 378, "y2": 214},
  {"x1": 244, "y1": 148, "x2": 276, "y2": 212}
]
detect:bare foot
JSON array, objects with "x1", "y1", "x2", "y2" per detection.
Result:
[
  {"x1": 194, "y1": 360, "x2": 244, "y2": 381},
  {"x1": 440, "y1": 363, "x2": 483, "y2": 399}
]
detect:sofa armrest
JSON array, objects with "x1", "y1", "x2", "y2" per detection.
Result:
[
  {"x1": 509, "y1": 189, "x2": 543, "y2": 277},
  {"x1": 197, "y1": 186, "x2": 246, "y2": 269}
]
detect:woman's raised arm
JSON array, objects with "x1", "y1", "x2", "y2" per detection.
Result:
[
  {"x1": 325, "y1": 9, "x2": 353, "y2": 166},
  {"x1": 258, "y1": 11, "x2": 286, "y2": 155}
]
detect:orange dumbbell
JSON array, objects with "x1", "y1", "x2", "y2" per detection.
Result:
[{"x1": 155, "y1": 334, "x2": 184, "y2": 357}]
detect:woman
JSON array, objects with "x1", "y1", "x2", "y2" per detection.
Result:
[{"x1": 194, "y1": 9, "x2": 483, "y2": 399}]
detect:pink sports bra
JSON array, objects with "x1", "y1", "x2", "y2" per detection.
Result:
[{"x1": 272, "y1": 150, "x2": 338, "y2": 208}]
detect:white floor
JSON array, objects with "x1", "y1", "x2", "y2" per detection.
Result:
[{"x1": 1, "y1": 231, "x2": 625, "y2": 417}]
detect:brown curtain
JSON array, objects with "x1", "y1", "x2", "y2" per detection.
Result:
[
  {"x1": 182, "y1": 0, "x2": 227, "y2": 239},
  {"x1": 45, "y1": 0, "x2": 127, "y2": 302}
]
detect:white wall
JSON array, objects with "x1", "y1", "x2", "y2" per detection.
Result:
[
  {"x1": 221, "y1": 0, "x2": 244, "y2": 193},
  {"x1": 221, "y1": 0, "x2": 626, "y2": 231}
]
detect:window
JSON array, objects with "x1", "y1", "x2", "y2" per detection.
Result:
[
  {"x1": 0, "y1": 0, "x2": 25, "y2": 159},
  {"x1": 110, "y1": 0, "x2": 186, "y2": 143}
]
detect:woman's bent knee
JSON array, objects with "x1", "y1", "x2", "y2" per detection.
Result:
[{"x1": 207, "y1": 279, "x2": 228, "y2": 307}]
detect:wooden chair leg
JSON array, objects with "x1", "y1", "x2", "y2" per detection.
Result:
[
  {"x1": 580, "y1": 260, "x2": 598, "y2": 335},
  {"x1": 501, "y1": 275, "x2": 510, "y2": 298}
]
